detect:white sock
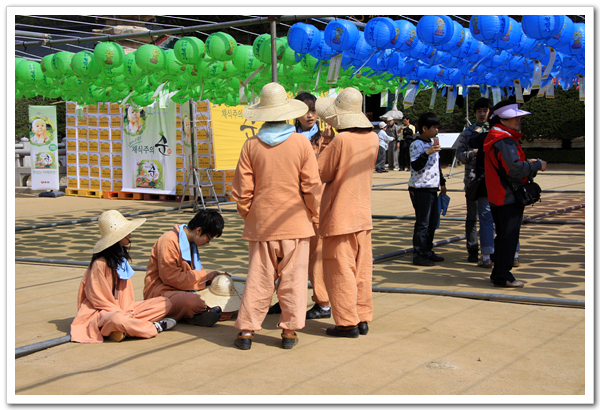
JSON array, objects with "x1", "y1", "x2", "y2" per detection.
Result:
[
  {"x1": 241, "y1": 332, "x2": 253, "y2": 337},
  {"x1": 154, "y1": 322, "x2": 163, "y2": 333},
  {"x1": 320, "y1": 305, "x2": 331, "y2": 311},
  {"x1": 514, "y1": 252, "x2": 519, "y2": 258},
  {"x1": 482, "y1": 254, "x2": 491, "y2": 261}
]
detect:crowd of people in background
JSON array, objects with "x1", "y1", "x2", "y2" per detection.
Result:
[{"x1": 70, "y1": 85, "x2": 547, "y2": 349}]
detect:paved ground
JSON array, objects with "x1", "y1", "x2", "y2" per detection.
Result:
[{"x1": 10, "y1": 163, "x2": 588, "y2": 402}]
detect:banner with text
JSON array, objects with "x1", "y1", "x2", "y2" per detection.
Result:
[
  {"x1": 121, "y1": 103, "x2": 177, "y2": 194},
  {"x1": 29, "y1": 105, "x2": 60, "y2": 190}
]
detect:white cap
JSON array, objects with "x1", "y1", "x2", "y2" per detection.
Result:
[
  {"x1": 491, "y1": 104, "x2": 531, "y2": 119},
  {"x1": 378, "y1": 121, "x2": 387, "y2": 129}
]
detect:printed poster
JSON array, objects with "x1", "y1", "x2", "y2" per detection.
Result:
[
  {"x1": 121, "y1": 103, "x2": 177, "y2": 194},
  {"x1": 29, "y1": 105, "x2": 60, "y2": 190},
  {"x1": 211, "y1": 104, "x2": 261, "y2": 170}
]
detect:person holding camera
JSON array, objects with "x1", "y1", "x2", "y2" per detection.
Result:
[{"x1": 483, "y1": 101, "x2": 547, "y2": 288}]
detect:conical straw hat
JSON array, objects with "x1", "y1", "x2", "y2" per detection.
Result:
[
  {"x1": 315, "y1": 87, "x2": 373, "y2": 130},
  {"x1": 196, "y1": 274, "x2": 244, "y2": 312},
  {"x1": 92, "y1": 210, "x2": 146, "y2": 254},
  {"x1": 243, "y1": 82, "x2": 308, "y2": 122}
]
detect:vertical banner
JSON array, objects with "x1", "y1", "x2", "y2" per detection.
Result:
[
  {"x1": 29, "y1": 105, "x2": 59, "y2": 190},
  {"x1": 403, "y1": 82, "x2": 419, "y2": 107},
  {"x1": 514, "y1": 79, "x2": 524, "y2": 103},
  {"x1": 121, "y1": 103, "x2": 177, "y2": 194},
  {"x1": 211, "y1": 104, "x2": 252, "y2": 170},
  {"x1": 445, "y1": 86, "x2": 456, "y2": 113}
]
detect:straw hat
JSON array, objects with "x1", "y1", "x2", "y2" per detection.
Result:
[
  {"x1": 243, "y1": 82, "x2": 308, "y2": 122},
  {"x1": 315, "y1": 87, "x2": 373, "y2": 130},
  {"x1": 92, "y1": 210, "x2": 146, "y2": 254},
  {"x1": 196, "y1": 274, "x2": 244, "y2": 312}
]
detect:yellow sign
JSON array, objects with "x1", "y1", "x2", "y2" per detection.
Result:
[
  {"x1": 100, "y1": 129, "x2": 110, "y2": 140},
  {"x1": 101, "y1": 167, "x2": 112, "y2": 179},
  {"x1": 79, "y1": 128, "x2": 87, "y2": 138},
  {"x1": 99, "y1": 116, "x2": 109, "y2": 128},
  {"x1": 100, "y1": 155, "x2": 111, "y2": 166},
  {"x1": 102, "y1": 180, "x2": 112, "y2": 190},
  {"x1": 90, "y1": 178, "x2": 100, "y2": 190},
  {"x1": 100, "y1": 142, "x2": 111, "y2": 153},
  {"x1": 89, "y1": 140, "x2": 99, "y2": 152},
  {"x1": 110, "y1": 103, "x2": 120, "y2": 114},
  {"x1": 78, "y1": 153, "x2": 88, "y2": 164},
  {"x1": 88, "y1": 153, "x2": 99, "y2": 165},
  {"x1": 112, "y1": 154, "x2": 122, "y2": 166},
  {"x1": 90, "y1": 166, "x2": 100, "y2": 177},
  {"x1": 88, "y1": 104, "x2": 98, "y2": 114},
  {"x1": 111, "y1": 129, "x2": 121, "y2": 140},
  {"x1": 79, "y1": 165, "x2": 89, "y2": 176},
  {"x1": 79, "y1": 178, "x2": 89, "y2": 189},
  {"x1": 67, "y1": 140, "x2": 77, "y2": 151},
  {"x1": 78, "y1": 116, "x2": 87, "y2": 126},
  {"x1": 113, "y1": 167, "x2": 122, "y2": 179},
  {"x1": 67, "y1": 154, "x2": 77, "y2": 164},
  {"x1": 67, "y1": 128, "x2": 76, "y2": 139},
  {"x1": 67, "y1": 116, "x2": 76, "y2": 127},
  {"x1": 210, "y1": 104, "x2": 261, "y2": 170},
  {"x1": 89, "y1": 129, "x2": 98, "y2": 139},
  {"x1": 67, "y1": 166, "x2": 77, "y2": 176},
  {"x1": 111, "y1": 116, "x2": 121, "y2": 127},
  {"x1": 68, "y1": 177, "x2": 77, "y2": 188}
]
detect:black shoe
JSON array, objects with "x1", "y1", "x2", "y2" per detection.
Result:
[
  {"x1": 382, "y1": 170, "x2": 389, "y2": 173},
  {"x1": 281, "y1": 333, "x2": 299, "y2": 349},
  {"x1": 413, "y1": 255, "x2": 434, "y2": 266},
  {"x1": 326, "y1": 326, "x2": 360, "y2": 338},
  {"x1": 468, "y1": 251, "x2": 479, "y2": 263},
  {"x1": 186, "y1": 306, "x2": 222, "y2": 327},
  {"x1": 306, "y1": 304, "x2": 331, "y2": 319},
  {"x1": 267, "y1": 302, "x2": 282, "y2": 314},
  {"x1": 234, "y1": 332, "x2": 253, "y2": 350},
  {"x1": 358, "y1": 322, "x2": 369, "y2": 335},
  {"x1": 429, "y1": 252, "x2": 445, "y2": 262}
]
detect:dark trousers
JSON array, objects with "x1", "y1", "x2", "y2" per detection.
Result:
[
  {"x1": 465, "y1": 198, "x2": 479, "y2": 252},
  {"x1": 409, "y1": 188, "x2": 439, "y2": 257},
  {"x1": 375, "y1": 146, "x2": 386, "y2": 172},
  {"x1": 399, "y1": 139, "x2": 411, "y2": 170},
  {"x1": 490, "y1": 203, "x2": 524, "y2": 284}
]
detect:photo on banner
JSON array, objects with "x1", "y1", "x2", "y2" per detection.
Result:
[
  {"x1": 121, "y1": 103, "x2": 178, "y2": 194},
  {"x1": 28, "y1": 105, "x2": 60, "y2": 190}
]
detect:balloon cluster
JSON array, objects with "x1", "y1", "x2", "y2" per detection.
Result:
[{"x1": 15, "y1": 15, "x2": 585, "y2": 107}]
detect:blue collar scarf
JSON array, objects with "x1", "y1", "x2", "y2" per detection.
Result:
[
  {"x1": 298, "y1": 123, "x2": 319, "y2": 140},
  {"x1": 116, "y1": 255, "x2": 135, "y2": 280},
  {"x1": 178, "y1": 224, "x2": 202, "y2": 270}
]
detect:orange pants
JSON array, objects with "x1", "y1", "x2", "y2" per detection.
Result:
[
  {"x1": 161, "y1": 291, "x2": 209, "y2": 321},
  {"x1": 322, "y1": 230, "x2": 373, "y2": 327},
  {"x1": 98, "y1": 297, "x2": 171, "y2": 339},
  {"x1": 235, "y1": 238, "x2": 310, "y2": 332},
  {"x1": 309, "y1": 223, "x2": 329, "y2": 306}
]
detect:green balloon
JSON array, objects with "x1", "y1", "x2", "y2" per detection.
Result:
[
  {"x1": 165, "y1": 49, "x2": 186, "y2": 76},
  {"x1": 123, "y1": 52, "x2": 143, "y2": 79},
  {"x1": 232, "y1": 44, "x2": 261, "y2": 73},
  {"x1": 135, "y1": 44, "x2": 166, "y2": 73},
  {"x1": 253, "y1": 34, "x2": 286, "y2": 65},
  {"x1": 51, "y1": 51, "x2": 75, "y2": 76},
  {"x1": 132, "y1": 92, "x2": 155, "y2": 106},
  {"x1": 205, "y1": 32, "x2": 237, "y2": 61},
  {"x1": 280, "y1": 38, "x2": 299, "y2": 66},
  {"x1": 300, "y1": 53, "x2": 319, "y2": 72},
  {"x1": 101, "y1": 65, "x2": 124, "y2": 78},
  {"x1": 16, "y1": 60, "x2": 43, "y2": 84},
  {"x1": 72, "y1": 51, "x2": 102, "y2": 78},
  {"x1": 94, "y1": 41, "x2": 125, "y2": 69},
  {"x1": 174, "y1": 36, "x2": 205, "y2": 64},
  {"x1": 39, "y1": 55, "x2": 59, "y2": 78},
  {"x1": 219, "y1": 60, "x2": 239, "y2": 79}
]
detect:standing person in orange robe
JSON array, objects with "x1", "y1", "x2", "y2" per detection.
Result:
[
  {"x1": 144, "y1": 210, "x2": 226, "y2": 326},
  {"x1": 315, "y1": 87, "x2": 379, "y2": 338},
  {"x1": 70, "y1": 210, "x2": 176, "y2": 343},
  {"x1": 232, "y1": 82, "x2": 321, "y2": 350}
]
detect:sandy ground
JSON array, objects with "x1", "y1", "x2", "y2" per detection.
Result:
[{"x1": 10, "y1": 163, "x2": 589, "y2": 403}]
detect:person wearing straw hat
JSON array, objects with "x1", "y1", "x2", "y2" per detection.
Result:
[
  {"x1": 315, "y1": 87, "x2": 379, "y2": 338},
  {"x1": 232, "y1": 82, "x2": 321, "y2": 350},
  {"x1": 144, "y1": 209, "x2": 226, "y2": 326},
  {"x1": 70, "y1": 210, "x2": 176, "y2": 343}
]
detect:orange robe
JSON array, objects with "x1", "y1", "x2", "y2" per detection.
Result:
[
  {"x1": 317, "y1": 130, "x2": 379, "y2": 327},
  {"x1": 70, "y1": 258, "x2": 172, "y2": 343},
  {"x1": 144, "y1": 225, "x2": 211, "y2": 320},
  {"x1": 232, "y1": 131, "x2": 321, "y2": 331}
]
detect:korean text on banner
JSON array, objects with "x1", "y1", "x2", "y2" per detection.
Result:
[
  {"x1": 29, "y1": 105, "x2": 60, "y2": 190},
  {"x1": 121, "y1": 104, "x2": 178, "y2": 194},
  {"x1": 211, "y1": 104, "x2": 261, "y2": 170}
]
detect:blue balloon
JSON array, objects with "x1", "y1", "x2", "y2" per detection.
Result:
[
  {"x1": 465, "y1": 41, "x2": 493, "y2": 63},
  {"x1": 575, "y1": 50, "x2": 585, "y2": 65},
  {"x1": 408, "y1": 41, "x2": 433, "y2": 60},
  {"x1": 346, "y1": 31, "x2": 374, "y2": 61},
  {"x1": 470, "y1": 15, "x2": 509, "y2": 42},
  {"x1": 323, "y1": 19, "x2": 360, "y2": 52},
  {"x1": 511, "y1": 32, "x2": 539, "y2": 55},
  {"x1": 393, "y1": 19, "x2": 419, "y2": 52},
  {"x1": 441, "y1": 68, "x2": 462, "y2": 85},
  {"x1": 388, "y1": 54, "x2": 415, "y2": 77},
  {"x1": 364, "y1": 17, "x2": 399, "y2": 49},
  {"x1": 406, "y1": 63, "x2": 425, "y2": 82},
  {"x1": 544, "y1": 16, "x2": 574, "y2": 49},
  {"x1": 417, "y1": 15, "x2": 455, "y2": 47},
  {"x1": 367, "y1": 49, "x2": 394, "y2": 72},
  {"x1": 521, "y1": 15, "x2": 565, "y2": 40},
  {"x1": 449, "y1": 29, "x2": 479, "y2": 59},
  {"x1": 558, "y1": 22, "x2": 584, "y2": 55},
  {"x1": 486, "y1": 18, "x2": 523, "y2": 51},
  {"x1": 309, "y1": 35, "x2": 337, "y2": 60},
  {"x1": 438, "y1": 21, "x2": 464, "y2": 52},
  {"x1": 483, "y1": 50, "x2": 512, "y2": 69},
  {"x1": 287, "y1": 23, "x2": 322, "y2": 54}
]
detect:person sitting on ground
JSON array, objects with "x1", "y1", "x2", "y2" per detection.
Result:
[
  {"x1": 71, "y1": 210, "x2": 176, "y2": 343},
  {"x1": 232, "y1": 82, "x2": 321, "y2": 350},
  {"x1": 143, "y1": 210, "x2": 227, "y2": 327},
  {"x1": 376, "y1": 122, "x2": 394, "y2": 173},
  {"x1": 409, "y1": 112, "x2": 447, "y2": 266}
]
